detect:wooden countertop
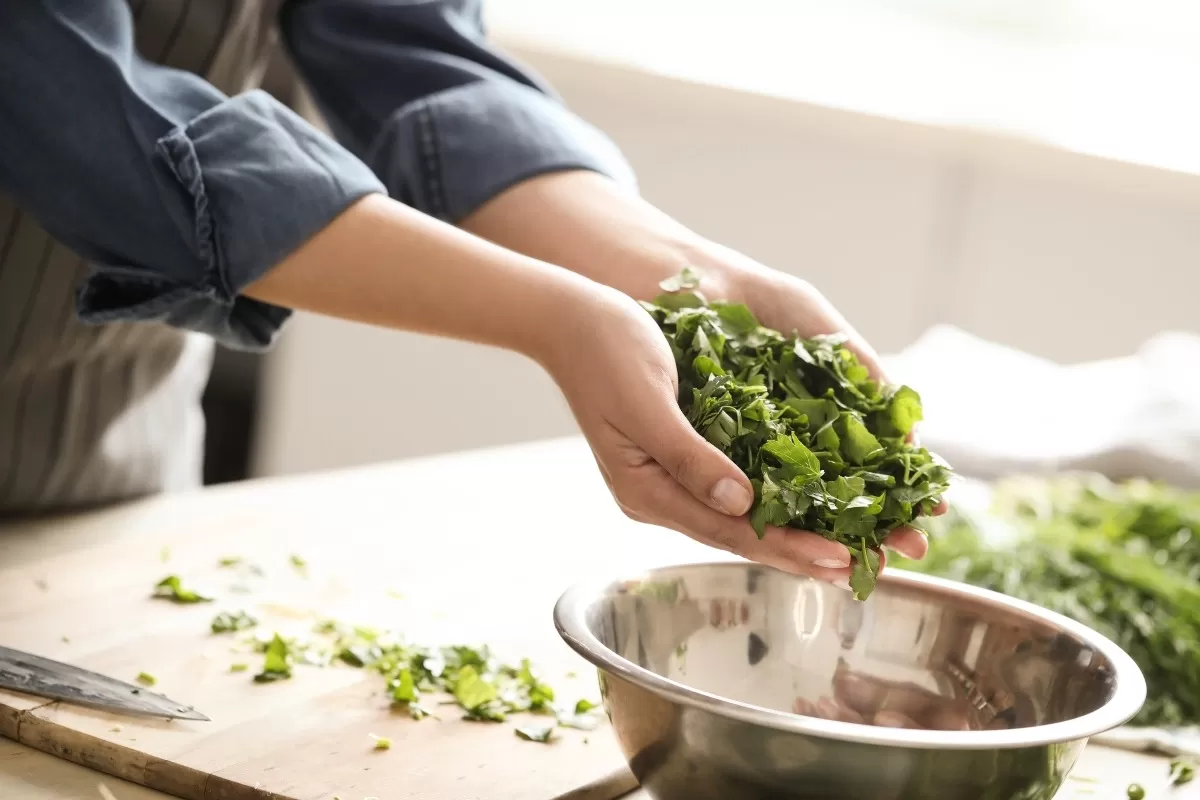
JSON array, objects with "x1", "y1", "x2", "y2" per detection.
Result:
[{"x1": 0, "y1": 437, "x2": 1180, "y2": 799}]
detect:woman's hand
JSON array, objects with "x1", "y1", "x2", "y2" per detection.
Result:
[
  {"x1": 463, "y1": 171, "x2": 943, "y2": 579},
  {"x1": 537, "y1": 284, "x2": 915, "y2": 585}
]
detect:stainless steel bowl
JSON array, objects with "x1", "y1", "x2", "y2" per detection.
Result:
[{"x1": 554, "y1": 562, "x2": 1145, "y2": 800}]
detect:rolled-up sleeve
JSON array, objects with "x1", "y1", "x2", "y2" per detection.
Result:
[
  {"x1": 0, "y1": 0, "x2": 385, "y2": 350},
  {"x1": 280, "y1": 0, "x2": 637, "y2": 223}
]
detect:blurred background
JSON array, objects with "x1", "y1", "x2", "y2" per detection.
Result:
[{"x1": 202, "y1": 0, "x2": 1200, "y2": 486}]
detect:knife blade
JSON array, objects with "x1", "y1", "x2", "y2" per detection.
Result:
[{"x1": 0, "y1": 644, "x2": 209, "y2": 721}]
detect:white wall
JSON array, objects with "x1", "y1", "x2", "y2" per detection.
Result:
[{"x1": 251, "y1": 46, "x2": 1200, "y2": 478}]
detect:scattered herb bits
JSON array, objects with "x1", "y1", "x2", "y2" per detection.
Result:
[
  {"x1": 135, "y1": 672, "x2": 156, "y2": 687},
  {"x1": 152, "y1": 575, "x2": 213, "y2": 604},
  {"x1": 642, "y1": 269, "x2": 951, "y2": 599},
  {"x1": 368, "y1": 734, "x2": 391, "y2": 751},
  {"x1": 239, "y1": 620, "x2": 601, "y2": 741}
]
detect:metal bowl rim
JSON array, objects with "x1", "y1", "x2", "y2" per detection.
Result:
[{"x1": 553, "y1": 561, "x2": 1147, "y2": 750}]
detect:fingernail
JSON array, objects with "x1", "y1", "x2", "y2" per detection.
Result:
[
  {"x1": 814, "y1": 558, "x2": 851, "y2": 569},
  {"x1": 711, "y1": 478, "x2": 752, "y2": 515},
  {"x1": 833, "y1": 577, "x2": 853, "y2": 592}
]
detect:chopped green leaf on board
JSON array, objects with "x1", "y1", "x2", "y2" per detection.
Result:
[
  {"x1": 152, "y1": 575, "x2": 213, "y2": 604},
  {"x1": 253, "y1": 634, "x2": 294, "y2": 683}
]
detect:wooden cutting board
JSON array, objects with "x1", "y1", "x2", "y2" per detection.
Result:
[{"x1": 0, "y1": 439, "x2": 722, "y2": 800}]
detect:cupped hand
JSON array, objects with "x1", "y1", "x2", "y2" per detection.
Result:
[{"x1": 540, "y1": 280, "x2": 933, "y2": 587}]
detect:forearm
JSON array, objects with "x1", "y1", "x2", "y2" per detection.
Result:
[
  {"x1": 460, "y1": 171, "x2": 726, "y2": 301},
  {"x1": 244, "y1": 194, "x2": 598, "y2": 361}
]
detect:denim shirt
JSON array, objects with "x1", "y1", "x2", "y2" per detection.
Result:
[{"x1": 0, "y1": 0, "x2": 634, "y2": 513}]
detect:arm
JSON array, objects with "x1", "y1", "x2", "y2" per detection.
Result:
[
  {"x1": 278, "y1": 0, "x2": 636, "y2": 223},
  {"x1": 0, "y1": 0, "x2": 385, "y2": 349},
  {"x1": 278, "y1": 0, "x2": 938, "y2": 570}
]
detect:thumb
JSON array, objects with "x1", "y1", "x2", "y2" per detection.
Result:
[{"x1": 631, "y1": 401, "x2": 754, "y2": 517}]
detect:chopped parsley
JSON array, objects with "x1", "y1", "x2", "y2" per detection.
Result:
[
  {"x1": 643, "y1": 269, "x2": 951, "y2": 600},
  {"x1": 152, "y1": 575, "x2": 213, "y2": 604}
]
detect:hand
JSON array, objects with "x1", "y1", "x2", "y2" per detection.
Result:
[
  {"x1": 539, "y1": 284, "x2": 906, "y2": 584},
  {"x1": 462, "y1": 171, "x2": 945, "y2": 581},
  {"x1": 688, "y1": 241, "x2": 949, "y2": 556}
]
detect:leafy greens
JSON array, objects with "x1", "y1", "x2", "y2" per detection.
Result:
[
  {"x1": 642, "y1": 269, "x2": 951, "y2": 599},
  {"x1": 904, "y1": 474, "x2": 1200, "y2": 728}
]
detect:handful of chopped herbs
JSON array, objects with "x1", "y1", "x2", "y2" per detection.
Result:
[
  {"x1": 904, "y1": 474, "x2": 1200, "y2": 728},
  {"x1": 642, "y1": 269, "x2": 951, "y2": 599}
]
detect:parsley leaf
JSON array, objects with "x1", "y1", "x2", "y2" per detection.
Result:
[
  {"x1": 1169, "y1": 758, "x2": 1196, "y2": 786},
  {"x1": 152, "y1": 575, "x2": 213, "y2": 604},
  {"x1": 254, "y1": 634, "x2": 294, "y2": 682}
]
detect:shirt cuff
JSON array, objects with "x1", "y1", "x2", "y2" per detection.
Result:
[
  {"x1": 77, "y1": 90, "x2": 385, "y2": 351},
  {"x1": 363, "y1": 79, "x2": 637, "y2": 223}
]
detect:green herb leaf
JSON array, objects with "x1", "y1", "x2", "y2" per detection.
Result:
[
  {"x1": 887, "y1": 386, "x2": 924, "y2": 436},
  {"x1": 658, "y1": 265, "x2": 702, "y2": 292},
  {"x1": 761, "y1": 434, "x2": 822, "y2": 483},
  {"x1": 369, "y1": 733, "x2": 391, "y2": 751},
  {"x1": 1169, "y1": 758, "x2": 1196, "y2": 786},
  {"x1": 254, "y1": 634, "x2": 294, "y2": 683},
  {"x1": 848, "y1": 545, "x2": 881, "y2": 601},
  {"x1": 713, "y1": 302, "x2": 760, "y2": 336},
  {"x1": 453, "y1": 665, "x2": 498, "y2": 711},
  {"x1": 135, "y1": 672, "x2": 157, "y2": 687},
  {"x1": 152, "y1": 575, "x2": 213, "y2": 604}
]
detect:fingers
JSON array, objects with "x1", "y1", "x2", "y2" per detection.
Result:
[
  {"x1": 618, "y1": 391, "x2": 755, "y2": 518},
  {"x1": 617, "y1": 462, "x2": 855, "y2": 581},
  {"x1": 882, "y1": 527, "x2": 928, "y2": 560}
]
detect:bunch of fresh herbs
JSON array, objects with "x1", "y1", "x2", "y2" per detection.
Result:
[
  {"x1": 642, "y1": 269, "x2": 951, "y2": 599},
  {"x1": 904, "y1": 474, "x2": 1200, "y2": 728}
]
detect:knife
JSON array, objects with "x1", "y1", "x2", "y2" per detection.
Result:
[{"x1": 0, "y1": 644, "x2": 209, "y2": 721}]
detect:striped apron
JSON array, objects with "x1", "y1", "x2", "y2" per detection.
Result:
[{"x1": 0, "y1": 0, "x2": 278, "y2": 514}]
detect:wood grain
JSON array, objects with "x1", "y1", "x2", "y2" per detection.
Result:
[{"x1": 0, "y1": 439, "x2": 719, "y2": 800}]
